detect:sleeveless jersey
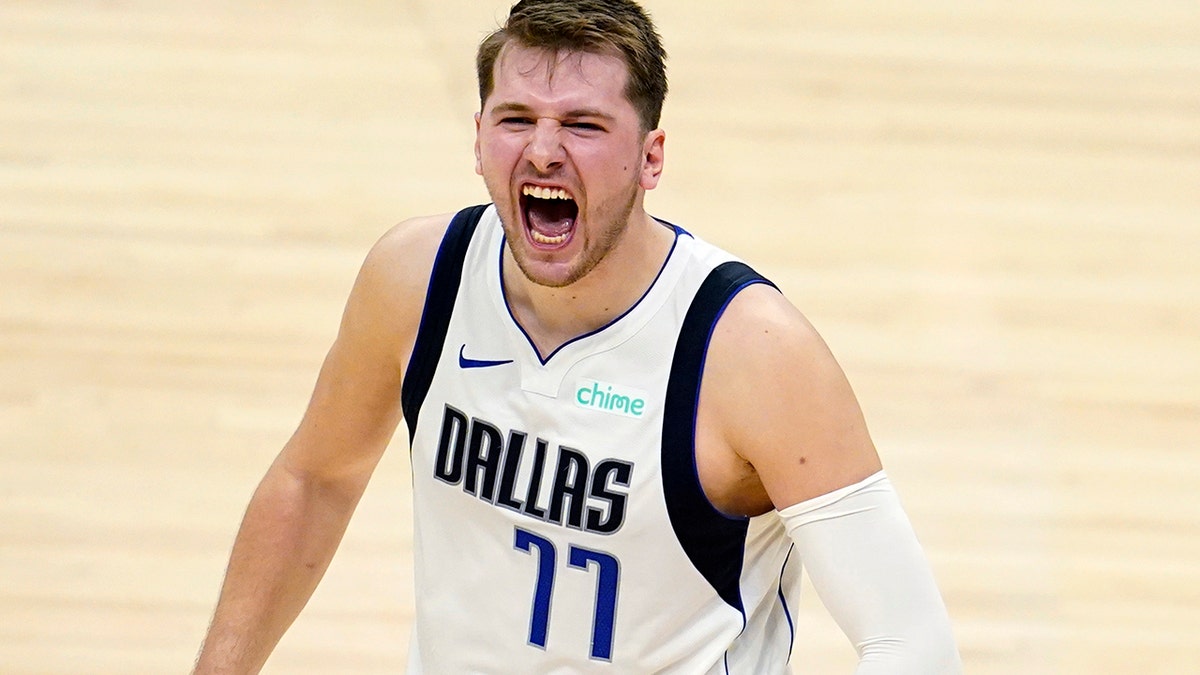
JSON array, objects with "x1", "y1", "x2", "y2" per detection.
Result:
[{"x1": 400, "y1": 205, "x2": 801, "y2": 674}]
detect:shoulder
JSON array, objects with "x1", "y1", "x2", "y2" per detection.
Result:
[
  {"x1": 704, "y1": 283, "x2": 836, "y2": 429},
  {"x1": 701, "y1": 282, "x2": 882, "y2": 507},
  {"x1": 360, "y1": 212, "x2": 456, "y2": 297},
  {"x1": 337, "y1": 212, "x2": 457, "y2": 361},
  {"x1": 350, "y1": 212, "x2": 457, "y2": 317},
  {"x1": 709, "y1": 282, "x2": 826, "y2": 366}
]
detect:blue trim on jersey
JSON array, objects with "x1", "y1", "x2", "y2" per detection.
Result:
[
  {"x1": 661, "y1": 261, "x2": 778, "y2": 615},
  {"x1": 401, "y1": 204, "x2": 489, "y2": 443},
  {"x1": 653, "y1": 217, "x2": 690, "y2": 239},
  {"x1": 498, "y1": 219, "x2": 687, "y2": 365},
  {"x1": 690, "y1": 279, "x2": 766, "y2": 526},
  {"x1": 778, "y1": 544, "x2": 796, "y2": 663}
]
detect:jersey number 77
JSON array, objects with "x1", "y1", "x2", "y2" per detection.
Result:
[{"x1": 514, "y1": 527, "x2": 621, "y2": 661}]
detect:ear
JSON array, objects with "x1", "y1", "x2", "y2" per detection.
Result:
[
  {"x1": 474, "y1": 112, "x2": 484, "y2": 176},
  {"x1": 639, "y1": 128, "x2": 666, "y2": 190}
]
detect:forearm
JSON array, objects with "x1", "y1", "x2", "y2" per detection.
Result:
[
  {"x1": 780, "y1": 472, "x2": 962, "y2": 674},
  {"x1": 194, "y1": 458, "x2": 367, "y2": 674}
]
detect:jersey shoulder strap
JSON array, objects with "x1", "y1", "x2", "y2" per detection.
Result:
[
  {"x1": 401, "y1": 204, "x2": 490, "y2": 442},
  {"x1": 661, "y1": 260, "x2": 777, "y2": 612}
]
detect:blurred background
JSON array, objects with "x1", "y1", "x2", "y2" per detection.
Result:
[{"x1": 2, "y1": 1, "x2": 1197, "y2": 672}]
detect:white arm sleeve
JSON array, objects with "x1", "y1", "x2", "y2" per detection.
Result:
[{"x1": 778, "y1": 471, "x2": 962, "y2": 674}]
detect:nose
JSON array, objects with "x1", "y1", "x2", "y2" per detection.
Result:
[{"x1": 524, "y1": 118, "x2": 565, "y2": 174}]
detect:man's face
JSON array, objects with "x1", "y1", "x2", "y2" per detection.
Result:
[{"x1": 475, "y1": 43, "x2": 663, "y2": 289}]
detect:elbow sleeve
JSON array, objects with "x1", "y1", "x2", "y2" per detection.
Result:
[{"x1": 779, "y1": 472, "x2": 963, "y2": 674}]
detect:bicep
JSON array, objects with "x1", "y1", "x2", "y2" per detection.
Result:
[
  {"x1": 281, "y1": 324, "x2": 404, "y2": 484},
  {"x1": 706, "y1": 286, "x2": 882, "y2": 509}
]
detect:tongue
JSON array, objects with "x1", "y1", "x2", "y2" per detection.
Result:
[{"x1": 527, "y1": 199, "x2": 575, "y2": 237}]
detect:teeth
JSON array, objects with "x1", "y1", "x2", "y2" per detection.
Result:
[
  {"x1": 522, "y1": 185, "x2": 572, "y2": 201},
  {"x1": 530, "y1": 230, "x2": 569, "y2": 245}
]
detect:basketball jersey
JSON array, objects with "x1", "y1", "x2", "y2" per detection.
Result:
[{"x1": 401, "y1": 205, "x2": 801, "y2": 674}]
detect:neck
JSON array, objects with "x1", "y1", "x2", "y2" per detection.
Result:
[{"x1": 503, "y1": 210, "x2": 675, "y2": 359}]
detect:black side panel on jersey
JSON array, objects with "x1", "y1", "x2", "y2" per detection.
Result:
[
  {"x1": 401, "y1": 204, "x2": 489, "y2": 444},
  {"x1": 662, "y1": 260, "x2": 777, "y2": 612}
]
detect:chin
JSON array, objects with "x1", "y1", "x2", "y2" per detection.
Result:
[{"x1": 511, "y1": 250, "x2": 584, "y2": 288}]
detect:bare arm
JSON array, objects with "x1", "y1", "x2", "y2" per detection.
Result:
[
  {"x1": 696, "y1": 283, "x2": 882, "y2": 517},
  {"x1": 193, "y1": 215, "x2": 449, "y2": 674},
  {"x1": 698, "y1": 284, "x2": 959, "y2": 671}
]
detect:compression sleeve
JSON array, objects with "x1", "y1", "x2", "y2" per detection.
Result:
[{"x1": 778, "y1": 471, "x2": 963, "y2": 674}]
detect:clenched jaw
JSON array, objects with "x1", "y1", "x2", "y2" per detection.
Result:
[{"x1": 520, "y1": 184, "x2": 579, "y2": 248}]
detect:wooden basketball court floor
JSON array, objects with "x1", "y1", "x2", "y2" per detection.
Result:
[{"x1": 2, "y1": 1, "x2": 1197, "y2": 672}]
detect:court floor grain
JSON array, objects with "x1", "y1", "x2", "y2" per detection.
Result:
[{"x1": 2, "y1": 1, "x2": 1198, "y2": 672}]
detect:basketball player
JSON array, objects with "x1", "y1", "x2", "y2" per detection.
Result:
[{"x1": 194, "y1": 1, "x2": 961, "y2": 672}]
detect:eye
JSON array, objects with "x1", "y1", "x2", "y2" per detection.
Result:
[
  {"x1": 565, "y1": 122, "x2": 603, "y2": 132},
  {"x1": 500, "y1": 117, "x2": 534, "y2": 127}
]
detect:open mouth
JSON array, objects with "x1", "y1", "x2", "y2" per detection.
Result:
[{"x1": 520, "y1": 185, "x2": 578, "y2": 247}]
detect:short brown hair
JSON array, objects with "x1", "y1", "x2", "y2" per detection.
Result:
[{"x1": 476, "y1": 0, "x2": 668, "y2": 131}]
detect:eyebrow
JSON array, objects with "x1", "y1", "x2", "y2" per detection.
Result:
[{"x1": 489, "y1": 102, "x2": 616, "y2": 121}]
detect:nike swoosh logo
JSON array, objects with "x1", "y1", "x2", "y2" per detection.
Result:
[{"x1": 458, "y1": 344, "x2": 514, "y2": 369}]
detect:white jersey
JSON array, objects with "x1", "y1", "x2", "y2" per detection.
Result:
[{"x1": 401, "y1": 205, "x2": 800, "y2": 674}]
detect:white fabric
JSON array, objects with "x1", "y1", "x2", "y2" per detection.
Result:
[
  {"x1": 779, "y1": 472, "x2": 963, "y2": 674},
  {"x1": 407, "y1": 207, "x2": 798, "y2": 673}
]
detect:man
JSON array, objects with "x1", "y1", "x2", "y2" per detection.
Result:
[{"x1": 194, "y1": 0, "x2": 962, "y2": 672}]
